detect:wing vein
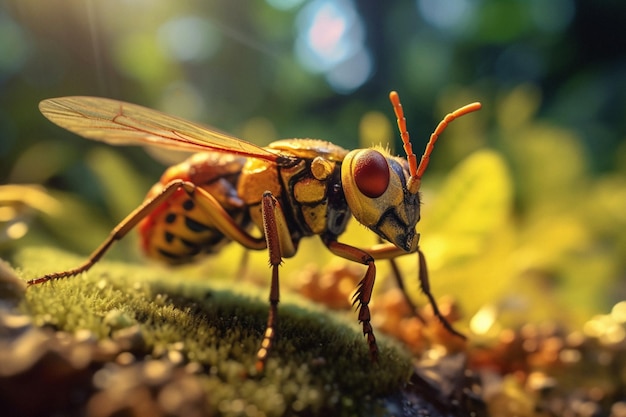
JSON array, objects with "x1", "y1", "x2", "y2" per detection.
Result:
[{"x1": 39, "y1": 96, "x2": 286, "y2": 162}]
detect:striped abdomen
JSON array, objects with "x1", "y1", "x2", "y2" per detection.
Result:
[{"x1": 138, "y1": 152, "x2": 249, "y2": 263}]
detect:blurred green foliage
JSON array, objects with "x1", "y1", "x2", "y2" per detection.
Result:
[{"x1": 1, "y1": 0, "x2": 625, "y2": 338}]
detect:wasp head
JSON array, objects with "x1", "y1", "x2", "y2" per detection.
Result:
[
  {"x1": 341, "y1": 148, "x2": 420, "y2": 252},
  {"x1": 340, "y1": 91, "x2": 482, "y2": 252}
]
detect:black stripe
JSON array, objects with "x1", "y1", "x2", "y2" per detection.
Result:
[
  {"x1": 158, "y1": 248, "x2": 180, "y2": 259},
  {"x1": 185, "y1": 216, "x2": 212, "y2": 233}
]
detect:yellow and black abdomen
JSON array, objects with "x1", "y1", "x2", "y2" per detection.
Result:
[{"x1": 139, "y1": 152, "x2": 249, "y2": 264}]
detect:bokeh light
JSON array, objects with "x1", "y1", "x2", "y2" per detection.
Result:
[
  {"x1": 529, "y1": 0, "x2": 575, "y2": 33},
  {"x1": 157, "y1": 16, "x2": 221, "y2": 63},
  {"x1": 417, "y1": 0, "x2": 475, "y2": 33},
  {"x1": 294, "y1": 0, "x2": 371, "y2": 93},
  {"x1": 266, "y1": 0, "x2": 306, "y2": 11},
  {"x1": 0, "y1": 13, "x2": 30, "y2": 78}
]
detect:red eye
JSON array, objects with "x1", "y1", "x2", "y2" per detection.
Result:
[{"x1": 353, "y1": 150, "x2": 390, "y2": 198}]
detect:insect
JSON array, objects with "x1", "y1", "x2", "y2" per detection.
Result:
[{"x1": 27, "y1": 92, "x2": 481, "y2": 371}]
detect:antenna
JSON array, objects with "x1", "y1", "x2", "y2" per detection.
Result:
[{"x1": 389, "y1": 91, "x2": 482, "y2": 193}]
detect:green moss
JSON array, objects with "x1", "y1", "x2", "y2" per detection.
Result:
[{"x1": 15, "y1": 247, "x2": 412, "y2": 416}]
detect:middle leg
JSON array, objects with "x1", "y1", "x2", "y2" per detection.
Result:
[{"x1": 255, "y1": 191, "x2": 296, "y2": 372}]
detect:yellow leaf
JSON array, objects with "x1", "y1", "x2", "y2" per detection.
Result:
[{"x1": 419, "y1": 149, "x2": 513, "y2": 268}]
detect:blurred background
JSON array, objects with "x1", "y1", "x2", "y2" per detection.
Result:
[{"x1": 1, "y1": 0, "x2": 626, "y2": 335}]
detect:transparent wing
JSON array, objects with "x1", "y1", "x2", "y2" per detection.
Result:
[{"x1": 39, "y1": 96, "x2": 285, "y2": 162}]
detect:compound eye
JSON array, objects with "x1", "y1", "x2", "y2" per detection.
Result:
[{"x1": 353, "y1": 150, "x2": 390, "y2": 198}]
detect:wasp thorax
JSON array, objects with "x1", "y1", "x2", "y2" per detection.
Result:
[
  {"x1": 341, "y1": 149, "x2": 420, "y2": 252},
  {"x1": 311, "y1": 156, "x2": 334, "y2": 181}
]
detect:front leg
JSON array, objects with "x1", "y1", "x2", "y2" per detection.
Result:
[
  {"x1": 255, "y1": 191, "x2": 296, "y2": 372},
  {"x1": 323, "y1": 238, "x2": 379, "y2": 362},
  {"x1": 349, "y1": 240, "x2": 466, "y2": 340}
]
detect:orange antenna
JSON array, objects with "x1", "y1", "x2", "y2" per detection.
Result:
[
  {"x1": 389, "y1": 91, "x2": 482, "y2": 192},
  {"x1": 389, "y1": 91, "x2": 418, "y2": 179}
]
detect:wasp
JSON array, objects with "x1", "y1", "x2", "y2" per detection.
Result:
[{"x1": 27, "y1": 92, "x2": 481, "y2": 371}]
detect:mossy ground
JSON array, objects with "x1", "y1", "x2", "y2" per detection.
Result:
[{"x1": 11, "y1": 246, "x2": 413, "y2": 416}]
